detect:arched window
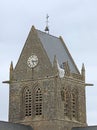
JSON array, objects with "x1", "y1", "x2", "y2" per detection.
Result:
[
  {"x1": 71, "y1": 89, "x2": 78, "y2": 119},
  {"x1": 35, "y1": 88, "x2": 42, "y2": 115},
  {"x1": 24, "y1": 87, "x2": 32, "y2": 117}
]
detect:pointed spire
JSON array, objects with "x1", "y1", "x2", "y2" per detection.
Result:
[
  {"x1": 10, "y1": 61, "x2": 13, "y2": 70},
  {"x1": 10, "y1": 61, "x2": 13, "y2": 80},
  {"x1": 45, "y1": 14, "x2": 49, "y2": 34},
  {"x1": 63, "y1": 61, "x2": 70, "y2": 76},
  {"x1": 82, "y1": 63, "x2": 85, "y2": 71},
  {"x1": 81, "y1": 63, "x2": 85, "y2": 81},
  {"x1": 53, "y1": 55, "x2": 59, "y2": 76}
]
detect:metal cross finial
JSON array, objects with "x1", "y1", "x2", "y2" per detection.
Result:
[
  {"x1": 46, "y1": 14, "x2": 49, "y2": 26},
  {"x1": 45, "y1": 14, "x2": 49, "y2": 33}
]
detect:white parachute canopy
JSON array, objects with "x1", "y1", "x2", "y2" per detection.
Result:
[{"x1": 57, "y1": 60, "x2": 65, "y2": 78}]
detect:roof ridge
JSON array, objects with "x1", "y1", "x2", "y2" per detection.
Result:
[{"x1": 36, "y1": 29, "x2": 60, "y2": 39}]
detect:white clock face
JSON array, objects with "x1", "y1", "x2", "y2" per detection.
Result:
[{"x1": 27, "y1": 54, "x2": 38, "y2": 68}]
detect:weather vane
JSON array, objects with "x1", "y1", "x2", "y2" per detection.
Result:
[{"x1": 45, "y1": 14, "x2": 49, "y2": 34}]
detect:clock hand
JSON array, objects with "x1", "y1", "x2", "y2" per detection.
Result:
[{"x1": 32, "y1": 59, "x2": 38, "y2": 62}]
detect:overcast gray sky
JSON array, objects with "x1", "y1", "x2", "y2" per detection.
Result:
[{"x1": 0, "y1": 0, "x2": 97, "y2": 125}]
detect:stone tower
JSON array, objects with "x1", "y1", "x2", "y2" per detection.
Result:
[{"x1": 5, "y1": 26, "x2": 89, "y2": 130}]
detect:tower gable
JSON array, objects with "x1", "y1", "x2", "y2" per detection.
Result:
[{"x1": 13, "y1": 26, "x2": 53, "y2": 81}]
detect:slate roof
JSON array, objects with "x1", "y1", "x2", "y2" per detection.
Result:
[
  {"x1": 72, "y1": 126, "x2": 97, "y2": 130},
  {"x1": 37, "y1": 30, "x2": 79, "y2": 74},
  {"x1": 0, "y1": 121, "x2": 33, "y2": 130}
]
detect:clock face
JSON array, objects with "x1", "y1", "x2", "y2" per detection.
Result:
[{"x1": 27, "y1": 54, "x2": 38, "y2": 68}]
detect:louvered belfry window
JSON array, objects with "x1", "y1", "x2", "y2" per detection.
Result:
[
  {"x1": 24, "y1": 87, "x2": 32, "y2": 116},
  {"x1": 35, "y1": 88, "x2": 42, "y2": 115},
  {"x1": 64, "y1": 88, "x2": 69, "y2": 117},
  {"x1": 71, "y1": 93, "x2": 77, "y2": 118},
  {"x1": 71, "y1": 89, "x2": 78, "y2": 119},
  {"x1": 61, "y1": 87, "x2": 78, "y2": 120}
]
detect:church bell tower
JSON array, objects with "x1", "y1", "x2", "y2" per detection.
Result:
[{"x1": 5, "y1": 26, "x2": 91, "y2": 130}]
